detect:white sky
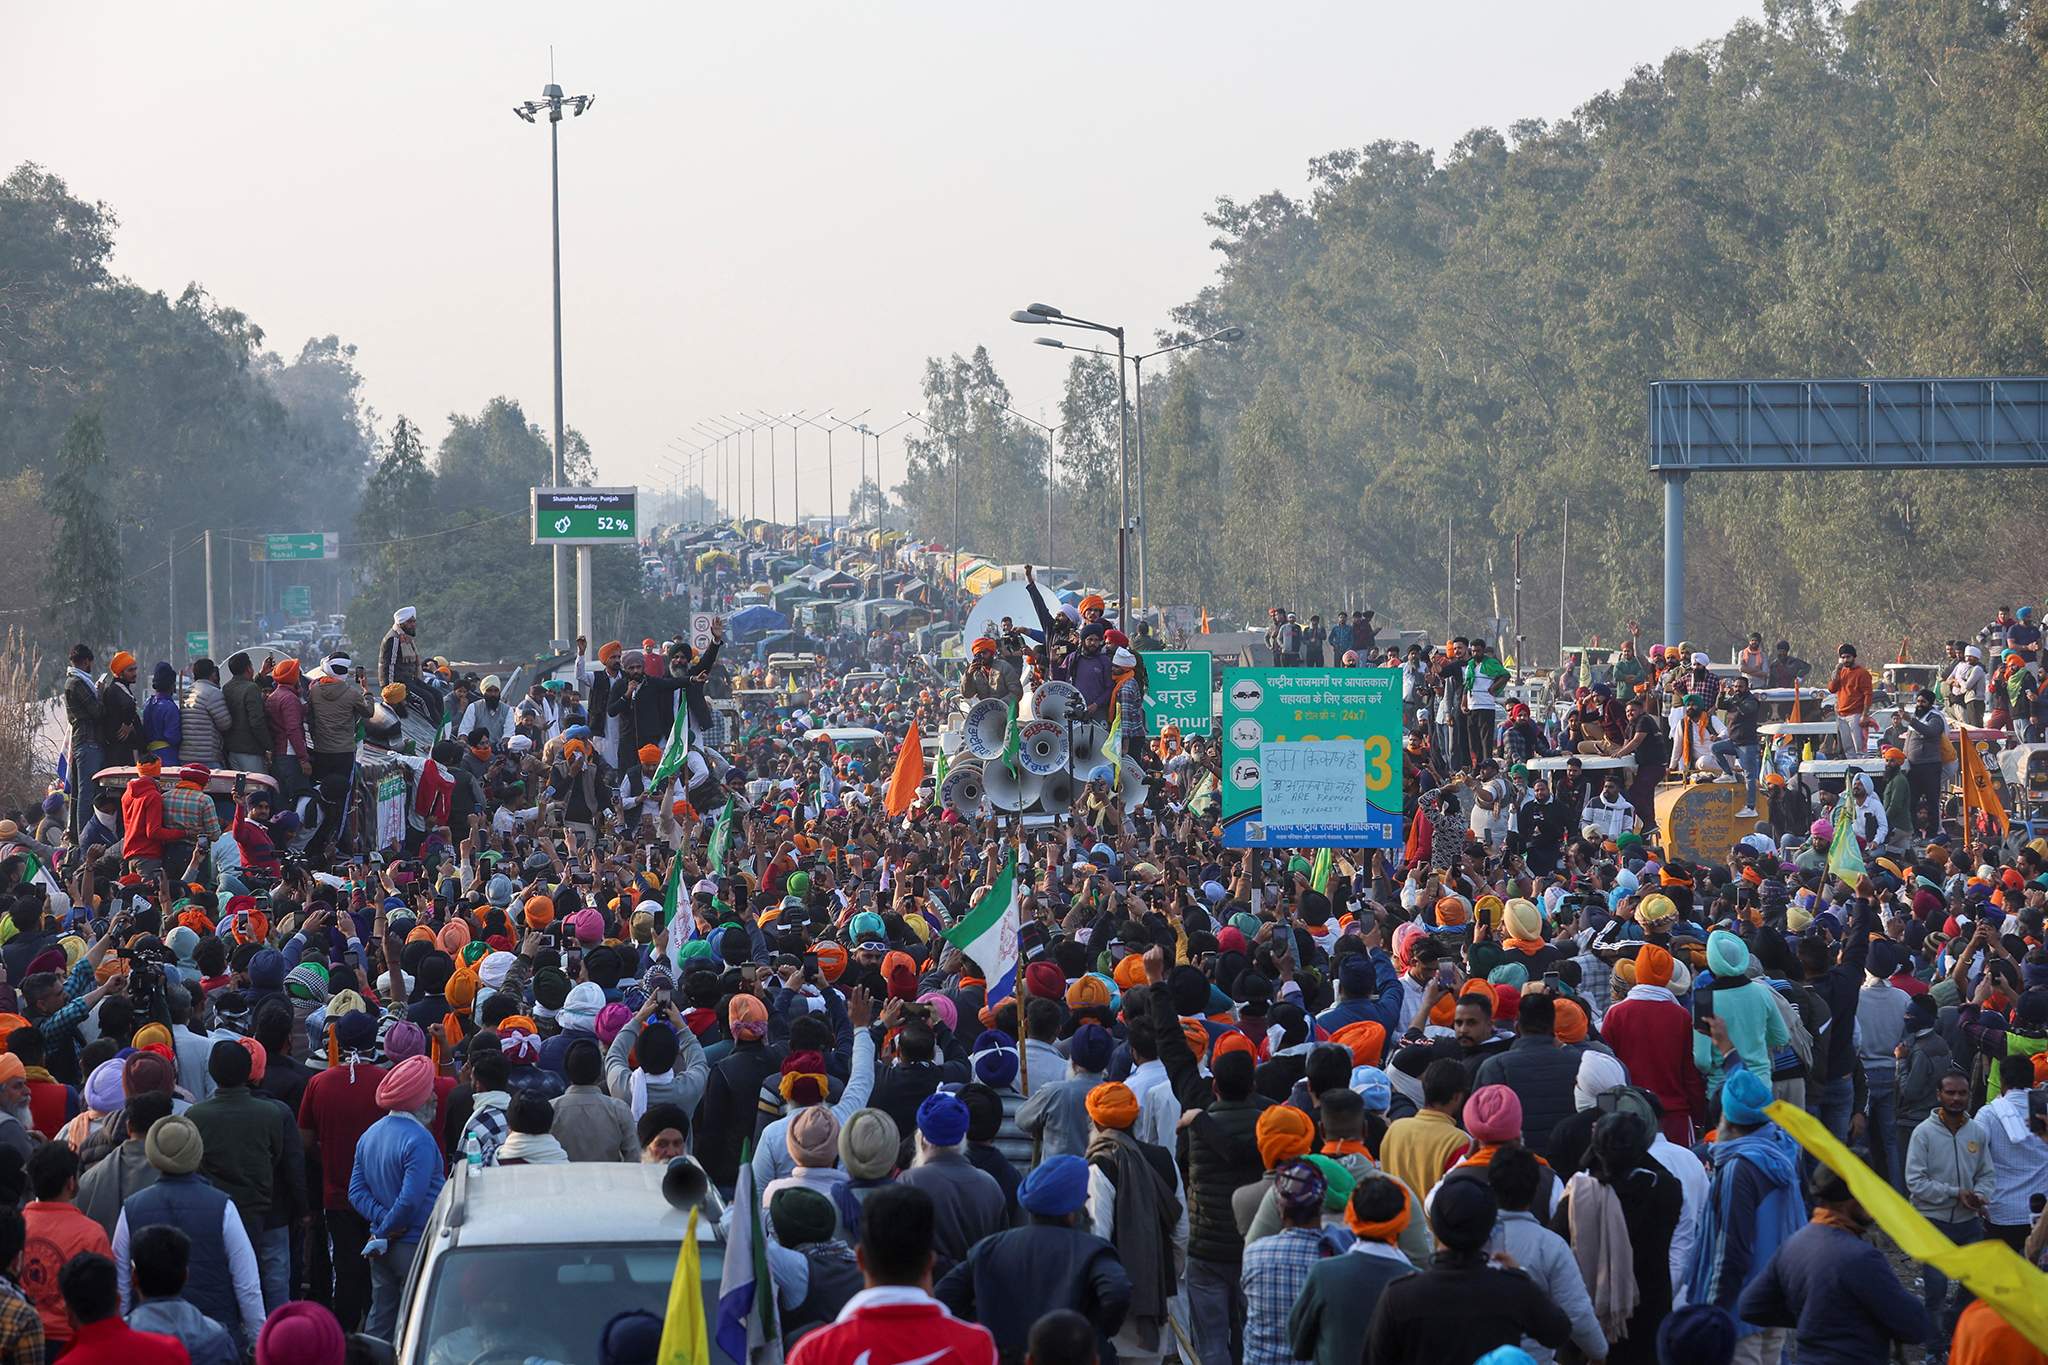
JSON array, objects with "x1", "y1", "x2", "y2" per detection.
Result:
[{"x1": 7, "y1": 2, "x2": 1764, "y2": 521}]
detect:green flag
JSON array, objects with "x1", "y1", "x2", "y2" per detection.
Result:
[
  {"x1": 648, "y1": 698, "x2": 692, "y2": 790},
  {"x1": 1002, "y1": 698, "x2": 1021, "y2": 777},
  {"x1": 1105, "y1": 700, "x2": 1124, "y2": 791},
  {"x1": 705, "y1": 797, "x2": 736, "y2": 877},
  {"x1": 934, "y1": 747, "x2": 949, "y2": 789},
  {"x1": 1310, "y1": 847, "x2": 1332, "y2": 895}
]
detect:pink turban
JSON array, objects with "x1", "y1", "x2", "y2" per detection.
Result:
[
  {"x1": 916, "y1": 992, "x2": 958, "y2": 1034},
  {"x1": 1464, "y1": 1083, "x2": 1523, "y2": 1145},
  {"x1": 257, "y1": 1302, "x2": 346, "y2": 1365},
  {"x1": 1391, "y1": 921, "x2": 1426, "y2": 970},
  {"x1": 375, "y1": 1055, "x2": 437, "y2": 1112},
  {"x1": 383, "y1": 1021, "x2": 427, "y2": 1062},
  {"x1": 595, "y1": 1002, "x2": 632, "y2": 1045}
]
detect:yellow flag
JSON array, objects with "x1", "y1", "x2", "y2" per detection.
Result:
[
  {"x1": 656, "y1": 1207, "x2": 709, "y2": 1365},
  {"x1": 1766, "y1": 1100, "x2": 2048, "y2": 1352}
]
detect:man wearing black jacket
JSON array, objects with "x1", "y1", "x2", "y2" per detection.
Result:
[
  {"x1": 1149, "y1": 970, "x2": 1267, "y2": 1365},
  {"x1": 1800, "y1": 895, "x2": 1873, "y2": 1142}
]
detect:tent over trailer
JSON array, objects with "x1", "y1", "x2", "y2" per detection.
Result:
[
  {"x1": 961, "y1": 561, "x2": 1005, "y2": 597},
  {"x1": 726, "y1": 604, "x2": 789, "y2": 641}
]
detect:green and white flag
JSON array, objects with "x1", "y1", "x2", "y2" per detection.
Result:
[
  {"x1": 649, "y1": 698, "x2": 692, "y2": 790},
  {"x1": 660, "y1": 848, "x2": 695, "y2": 976},
  {"x1": 16, "y1": 851, "x2": 59, "y2": 897},
  {"x1": 1002, "y1": 698, "x2": 1021, "y2": 777},
  {"x1": 705, "y1": 797, "x2": 736, "y2": 877}
]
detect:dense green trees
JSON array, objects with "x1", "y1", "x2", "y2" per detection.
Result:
[{"x1": 895, "y1": 0, "x2": 2048, "y2": 654}]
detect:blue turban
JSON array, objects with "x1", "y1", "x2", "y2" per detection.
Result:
[
  {"x1": 1018, "y1": 1154, "x2": 1090, "y2": 1217},
  {"x1": 971, "y1": 1030, "x2": 1019, "y2": 1089},
  {"x1": 1720, "y1": 1067, "x2": 1773, "y2": 1127},
  {"x1": 1350, "y1": 1065, "x2": 1392, "y2": 1113},
  {"x1": 1654, "y1": 1305, "x2": 1738, "y2": 1365},
  {"x1": 916, "y1": 1092, "x2": 969, "y2": 1146}
]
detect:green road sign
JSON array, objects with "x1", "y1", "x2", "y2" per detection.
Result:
[
  {"x1": 1220, "y1": 667, "x2": 1404, "y2": 849},
  {"x1": 1142, "y1": 651, "x2": 1214, "y2": 737},
  {"x1": 185, "y1": 631, "x2": 210, "y2": 657},
  {"x1": 532, "y1": 487, "x2": 638, "y2": 544},
  {"x1": 282, "y1": 586, "x2": 313, "y2": 619},
  {"x1": 263, "y1": 532, "x2": 338, "y2": 561}
]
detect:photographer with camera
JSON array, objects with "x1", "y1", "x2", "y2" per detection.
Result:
[{"x1": 20, "y1": 917, "x2": 129, "y2": 1088}]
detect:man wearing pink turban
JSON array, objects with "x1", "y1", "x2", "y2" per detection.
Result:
[{"x1": 352, "y1": 1056, "x2": 445, "y2": 1338}]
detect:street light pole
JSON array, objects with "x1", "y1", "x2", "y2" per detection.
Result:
[
  {"x1": 514, "y1": 77, "x2": 594, "y2": 643},
  {"x1": 998, "y1": 402, "x2": 1065, "y2": 565},
  {"x1": 1026, "y1": 324, "x2": 1243, "y2": 618}
]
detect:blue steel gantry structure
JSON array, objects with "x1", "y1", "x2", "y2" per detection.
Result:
[{"x1": 1650, "y1": 378, "x2": 2048, "y2": 644}]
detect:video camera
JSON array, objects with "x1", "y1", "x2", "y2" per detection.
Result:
[{"x1": 114, "y1": 942, "x2": 179, "y2": 1022}]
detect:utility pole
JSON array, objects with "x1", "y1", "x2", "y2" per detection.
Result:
[{"x1": 203, "y1": 530, "x2": 216, "y2": 660}]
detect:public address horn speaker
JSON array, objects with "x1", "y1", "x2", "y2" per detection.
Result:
[
  {"x1": 1025, "y1": 681, "x2": 1083, "y2": 723},
  {"x1": 982, "y1": 762, "x2": 1043, "y2": 813},
  {"x1": 964, "y1": 699, "x2": 1010, "y2": 760},
  {"x1": 941, "y1": 762, "x2": 987, "y2": 819},
  {"x1": 1038, "y1": 770, "x2": 1076, "y2": 816},
  {"x1": 1068, "y1": 721, "x2": 1108, "y2": 769},
  {"x1": 1018, "y1": 719, "x2": 1069, "y2": 776}
]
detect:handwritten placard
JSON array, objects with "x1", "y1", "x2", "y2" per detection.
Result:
[{"x1": 1259, "y1": 739, "x2": 1367, "y2": 828}]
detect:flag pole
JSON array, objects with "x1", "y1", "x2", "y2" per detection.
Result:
[{"x1": 1013, "y1": 818, "x2": 1028, "y2": 1099}]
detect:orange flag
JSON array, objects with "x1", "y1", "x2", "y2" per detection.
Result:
[
  {"x1": 1956, "y1": 729, "x2": 2008, "y2": 838},
  {"x1": 1200, "y1": 608, "x2": 1210, "y2": 635},
  {"x1": 883, "y1": 720, "x2": 925, "y2": 817}
]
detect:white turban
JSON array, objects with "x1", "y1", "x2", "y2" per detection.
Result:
[
  {"x1": 393, "y1": 606, "x2": 418, "y2": 625},
  {"x1": 1691, "y1": 651, "x2": 1710, "y2": 667},
  {"x1": 1574, "y1": 1050, "x2": 1629, "y2": 1111}
]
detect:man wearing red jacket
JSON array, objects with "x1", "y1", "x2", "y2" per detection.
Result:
[
  {"x1": 1599, "y1": 942, "x2": 1706, "y2": 1144},
  {"x1": 120, "y1": 759, "x2": 185, "y2": 880},
  {"x1": 787, "y1": 1183, "x2": 995, "y2": 1365}
]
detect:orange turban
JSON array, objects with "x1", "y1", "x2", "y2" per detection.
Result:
[
  {"x1": 109, "y1": 651, "x2": 137, "y2": 677},
  {"x1": 1328, "y1": 1019, "x2": 1387, "y2": 1067},
  {"x1": 445, "y1": 966, "x2": 480, "y2": 1011},
  {"x1": 1256, "y1": 1104, "x2": 1316, "y2": 1170},
  {"x1": 1635, "y1": 943, "x2": 1675, "y2": 988},
  {"x1": 1553, "y1": 998, "x2": 1588, "y2": 1044},
  {"x1": 0, "y1": 1015, "x2": 26, "y2": 1046},
  {"x1": 1078, "y1": 595, "x2": 1105, "y2": 615},
  {"x1": 638, "y1": 744, "x2": 662, "y2": 765},
  {"x1": 598, "y1": 641, "x2": 624, "y2": 663},
  {"x1": 1085, "y1": 1081, "x2": 1139, "y2": 1130},
  {"x1": 1212, "y1": 1030, "x2": 1257, "y2": 1063},
  {"x1": 1179, "y1": 1018, "x2": 1210, "y2": 1061},
  {"x1": 178, "y1": 908, "x2": 216, "y2": 935},
  {"x1": 1065, "y1": 976, "x2": 1111, "y2": 1010},
  {"x1": 813, "y1": 942, "x2": 848, "y2": 983},
  {"x1": 407, "y1": 925, "x2": 437, "y2": 946},
  {"x1": 1434, "y1": 896, "x2": 1470, "y2": 928},
  {"x1": 1112, "y1": 955, "x2": 1149, "y2": 991},
  {"x1": 136, "y1": 757, "x2": 163, "y2": 778},
  {"x1": 498, "y1": 1015, "x2": 538, "y2": 1036},
  {"x1": 523, "y1": 895, "x2": 556, "y2": 928}
]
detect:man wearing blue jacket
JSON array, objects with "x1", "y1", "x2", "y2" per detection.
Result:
[{"x1": 349, "y1": 1056, "x2": 446, "y2": 1340}]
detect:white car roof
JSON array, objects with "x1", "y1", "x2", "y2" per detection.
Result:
[{"x1": 437, "y1": 1164, "x2": 716, "y2": 1248}]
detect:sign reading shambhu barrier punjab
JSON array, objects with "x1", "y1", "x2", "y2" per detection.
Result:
[
  {"x1": 531, "y1": 487, "x2": 637, "y2": 544},
  {"x1": 1142, "y1": 651, "x2": 1214, "y2": 737},
  {"x1": 1221, "y1": 667, "x2": 1403, "y2": 849}
]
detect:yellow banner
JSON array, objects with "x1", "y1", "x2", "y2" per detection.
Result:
[{"x1": 1765, "y1": 1100, "x2": 2048, "y2": 1351}]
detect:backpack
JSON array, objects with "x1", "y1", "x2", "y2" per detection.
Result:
[{"x1": 1593, "y1": 1084, "x2": 1662, "y2": 1131}]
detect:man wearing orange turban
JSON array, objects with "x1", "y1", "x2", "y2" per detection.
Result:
[
  {"x1": 1085, "y1": 1081, "x2": 1139, "y2": 1131},
  {"x1": 1256, "y1": 1104, "x2": 1315, "y2": 1170},
  {"x1": 1598, "y1": 941, "x2": 1697, "y2": 1145}
]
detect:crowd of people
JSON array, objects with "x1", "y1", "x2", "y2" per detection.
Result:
[{"x1": 1, "y1": 545, "x2": 2043, "y2": 1365}]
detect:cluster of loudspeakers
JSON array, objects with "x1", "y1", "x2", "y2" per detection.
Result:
[{"x1": 939, "y1": 681, "x2": 1145, "y2": 818}]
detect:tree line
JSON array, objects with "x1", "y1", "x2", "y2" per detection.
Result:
[{"x1": 893, "y1": 0, "x2": 2048, "y2": 655}]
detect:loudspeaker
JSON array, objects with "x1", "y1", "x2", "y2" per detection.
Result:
[
  {"x1": 982, "y1": 762, "x2": 1043, "y2": 813},
  {"x1": 964, "y1": 699, "x2": 1009, "y2": 760},
  {"x1": 662, "y1": 1155, "x2": 712, "y2": 1212},
  {"x1": 941, "y1": 762, "x2": 987, "y2": 819},
  {"x1": 1024, "y1": 680, "x2": 1083, "y2": 722},
  {"x1": 1038, "y1": 770, "x2": 1075, "y2": 815},
  {"x1": 1069, "y1": 722, "x2": 1108, "y2": 769},
  {"x1": 1018, "y1": 719, "x2": 1069, "y2": 776}
]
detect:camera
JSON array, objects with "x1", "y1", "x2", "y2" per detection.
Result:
[{"x1": 114, "y1": 943, "x2": 178, "y2": 1020}]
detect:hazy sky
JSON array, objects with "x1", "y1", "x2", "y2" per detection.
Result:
[{"x1": 8, "y1": 3, "x2": 1764, "y2": 522}]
